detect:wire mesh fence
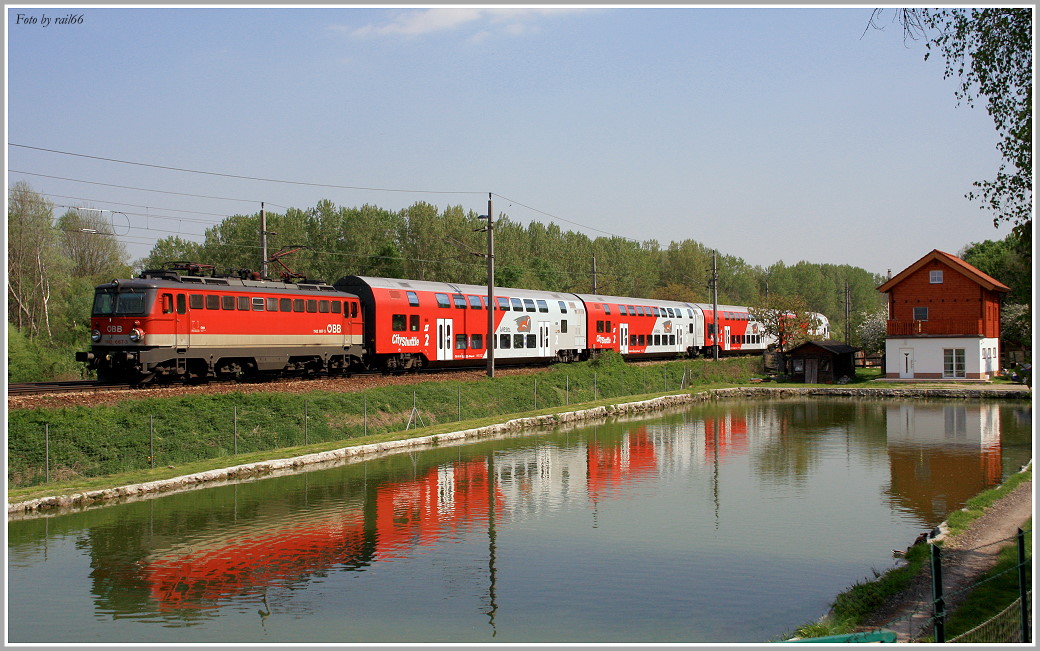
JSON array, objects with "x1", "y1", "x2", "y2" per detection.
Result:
[{"x1": 791, "y1": 528, "x2": 1032, "y2": 644}]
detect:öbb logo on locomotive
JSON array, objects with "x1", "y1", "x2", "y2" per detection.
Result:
[{"x1": 75, "y1": 267, "x2": 829, "y2": 384}]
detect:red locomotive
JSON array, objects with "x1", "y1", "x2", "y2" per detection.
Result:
[{"x1": 76, "y1": 263, "x2": 364, "y2": 383}]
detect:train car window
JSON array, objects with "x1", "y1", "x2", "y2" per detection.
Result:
[
  {"x1": 630, "y1": 334, "x2": 637, "y2": 346},
  {"x1": 293, "y1": 299, "x2": 304, "y2": 312},
  {"x1": 536, "y1": 299, "x2": 548, "y2": 313},
  {"x1": 652, "y1": 335, "x2": 659, "y2": 346},
  {"x1": 319, "y1": 300, "x2": 330, "y2": 313},
  {"x1": 161, "y1": 294, "x2": 174, "y2": 314},
  {"x1": 331, "y1": 301, "x2": 341, "y2": 314},
  {"x1": 606, "y1": 320, "x2": 611, "y2": 332},
  {"x1": 452, "y1": 294, "x2": 466, "y2": 309},
  {"x1": 435, "y1": 293, "x2": 450, "y2": 308},
  {"x1": 177, "y1": 294, "x2": 187, "y2": 314},
  {"x1": 497, "y1": 297, "x2": 510, "y2": 311},
  {"x1": 455, "y1": 334, "x2": 467, "y2": 350},
  {"x1": 523, "y1": 298, "x2": 536, "y2": 312},
  {"x1": 499, "y1": 334, "x2": 510, "y2": 349},
  {"x1": 221, "y1": 295, "x2": 235, "y2": 310},
  {"x1": 647, "y1": 307, "x2": 656, "y2": 317},
  {"x1": 670, "y1": 335, "x2": 676, "y2": 345},
  {"x1": 514, "y1": 334, "x2": 525, "y2": 348},
  {"x1": 511, "y1": 298, "x2": 524, "y2": 311},
  {"x1": 561, "y1": 319, "x2": 568, "y2": 333},
  {"x1": 265, "y1": 298, "x2": 277, "y2": 311},
  {"x1": 604, "y1": 304, "x2": 611, "y2": 315},
  {"x1": 638, "y1": 334, "x2": 646, "y2": 346},
  {"x1": 468, "y1": 295, "x2": 482, "y2": 310},
  {"x1": 189, "y1": 294, "x2": 204, "y2": 310},
  {"x1": 392, "y1": 314, "x2": 407, "y2": 331},
  {"x1": 666, "y1": 308, "x2": 675, "y2": 318},
  {"x1": 407, "y1": 291, "x2": 420, "y2": 307},
  {"x1": 409, "y1": 315, "x2": 420, "y2": 331},
  {"x1": 279, "y1": 298, "x2": 292, "y2": 312},
  {"x1": 633, "y1": 306, "x2": 642, "y2": 316},
  {"x1": 558, "y1": 300, "x2": 567, "y2": 313},
  {"x1": 350, "y1": 302, "x2": 358, "y2": 318},
  {"x1": 237, "y1": 296, "x2": 249, "y2": 310},
  {"x1": 481, "y1": 296, "x2": 488, "y2": 309},
  {"x1": 252, "y1": 297, "x2": 265, "y2": 311},
  {"x1": 596, "y1": 320, "x2": 604, "y2": 333},
  {"x1": 470, "y1": 333, "x2": 483, "y2": 350},
  {"x1": 618, "y1": 305, "x2": 627, "y2": 316},
  {"x1": 526, "y1": 334, "x2": 536, "y2": 348},
  {"x1": 306, "y1": 300, "x2": 317, "y2": 313},
  {"x1": 205, "y1": 295, "x2": 219, "y2": 310}
]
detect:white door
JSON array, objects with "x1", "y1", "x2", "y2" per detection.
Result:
[
  {"x1": 899, "y1": 348, "x2": 914, "y2": 379},
  {"x1": 723, "y1": 326, "x2": 731, "y2": 351},
  {"x1": 620, "y1": 323, "x2": 629, "y2": 354},
  {"x1": 437, "y1": 318, "x2": 454, "y2": 361},
  {"x1": 676, "y1": 326, "x2": 684, "y2": 353},
  {"x1": 538, "y1": 321, "x2": 551, "y2": 358}
]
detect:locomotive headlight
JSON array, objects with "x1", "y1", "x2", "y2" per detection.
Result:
[
  {"x1": 129, "y1": 328, "x2": 144, "y2": 342},
  {"x1": 91, "y1": 329, "x2": 102, "y2": 343}
]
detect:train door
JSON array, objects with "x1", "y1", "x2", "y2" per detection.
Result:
[
  {"x1": 437, "y1": 318, "x2": 454, "y2": 361},
  {"x1": 619, "y1": 323, "x2": 629, "y2": 354},
  {"x1": 174, "y1": 293, "x2": 189, "y2": 348},
  {"x1": 723, "y1": 325, "x2": 731, "y2": 351},
  {"x1": 676, "y1": 326, "x2": 684, "y2": 353},
  {"x1": 538, "y1": 321, "x2": 551, "y2": 358}
]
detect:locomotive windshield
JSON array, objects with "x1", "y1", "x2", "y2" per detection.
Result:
[{"x1": 92, "y1": 288, "x2": 151, "y2": 316}]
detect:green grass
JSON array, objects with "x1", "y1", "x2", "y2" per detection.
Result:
[{"x1": 8, "y1": 355, "x2": 762, "y2": 501}]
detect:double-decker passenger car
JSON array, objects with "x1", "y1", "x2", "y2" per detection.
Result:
[
  {"x1": 334, "y1": 276, "x2": 588, "y2": 370},
  {"x1": 76, "y1": 264, "x2": 364, "y2": 383}
]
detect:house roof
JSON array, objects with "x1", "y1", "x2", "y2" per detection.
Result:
[
  {"x1": 788, "y1": 340, "x2": 860, "y2": 355},
  {"x1": 876, "y1": 249, "x2": 1011, "y2": 294}
]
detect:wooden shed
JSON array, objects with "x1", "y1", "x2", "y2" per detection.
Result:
[{"x1": 786, "y1": 341, "x2": 859, "y2": 384}]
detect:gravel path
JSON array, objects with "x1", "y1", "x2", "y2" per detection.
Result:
[{"x1": 860, "y1": 474, "x2": 1033, "y2": 641}]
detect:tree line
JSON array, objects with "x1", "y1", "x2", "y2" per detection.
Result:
[{"x1": 7, "y1": 182, "x2": 1031, "y2": 380}]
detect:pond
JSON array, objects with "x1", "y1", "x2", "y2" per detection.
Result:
[{"x1": 7, "y1": 398, "x2": 1031, "y2": 643}]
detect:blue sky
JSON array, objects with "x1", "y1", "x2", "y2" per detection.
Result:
[{"x1": 6, "y1": 6, "x2": 1015, "y2": 278}]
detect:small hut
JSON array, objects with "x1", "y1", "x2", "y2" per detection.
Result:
[{"x1": 786, "y1": 341, "x2": 859, "y2": 384}]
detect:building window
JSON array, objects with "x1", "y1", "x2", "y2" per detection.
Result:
[
  {"x1": 930, "y1": 270, "x2": 944, "y2": 284},
  {"x1": 913, "y1": 306, "x2": 929, "y2": 321},
  {"x1": 944, "y1": 348, "x2": 966, "y2": 378}
]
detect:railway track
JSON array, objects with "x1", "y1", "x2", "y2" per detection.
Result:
[
  {"x1": 7, "y1": 380, "x2": 135, "y2": 396},
  {"x1": 6, "y1": 366, "x2": 515, "y2": 399}
]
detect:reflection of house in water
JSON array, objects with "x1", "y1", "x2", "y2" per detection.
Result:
[{"x1": 885, "y1": 403, "x2": 1003, "y2": 523}]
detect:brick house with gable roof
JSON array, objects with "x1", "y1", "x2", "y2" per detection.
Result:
[{"x1": 877, "y1": 249, "x2": 1010, "y2": 380}]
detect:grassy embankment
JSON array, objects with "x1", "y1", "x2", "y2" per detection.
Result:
[
  {"x1": 10, "y1": 354, "x2": 767, "y2": 503},
  {"x1": 785, "y1": 467, "x2": 1033, "y2": 641}
]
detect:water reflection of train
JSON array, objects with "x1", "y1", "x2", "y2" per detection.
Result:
[{"x1": 98, "y1": 403, "x2": 1009, "y2": 613}]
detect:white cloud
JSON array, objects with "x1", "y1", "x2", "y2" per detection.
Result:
[{"x1": 340, "y1": 8, "x2": 583, "y2": 39}]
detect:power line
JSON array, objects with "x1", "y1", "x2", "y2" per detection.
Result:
[
  {"x1": 10, "y1": 170, "x2": 264, "y2": 204},
  {"x1": 10, "y1": 143, "x2": 486, "y2": 196},
  {"x1": 11, "y1": 144, "x2": 638, "y2": 243}
]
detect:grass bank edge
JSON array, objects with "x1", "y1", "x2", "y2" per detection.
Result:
[{"x1": 782, "y1": 465, "x2": 1033, "y2": 641}]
